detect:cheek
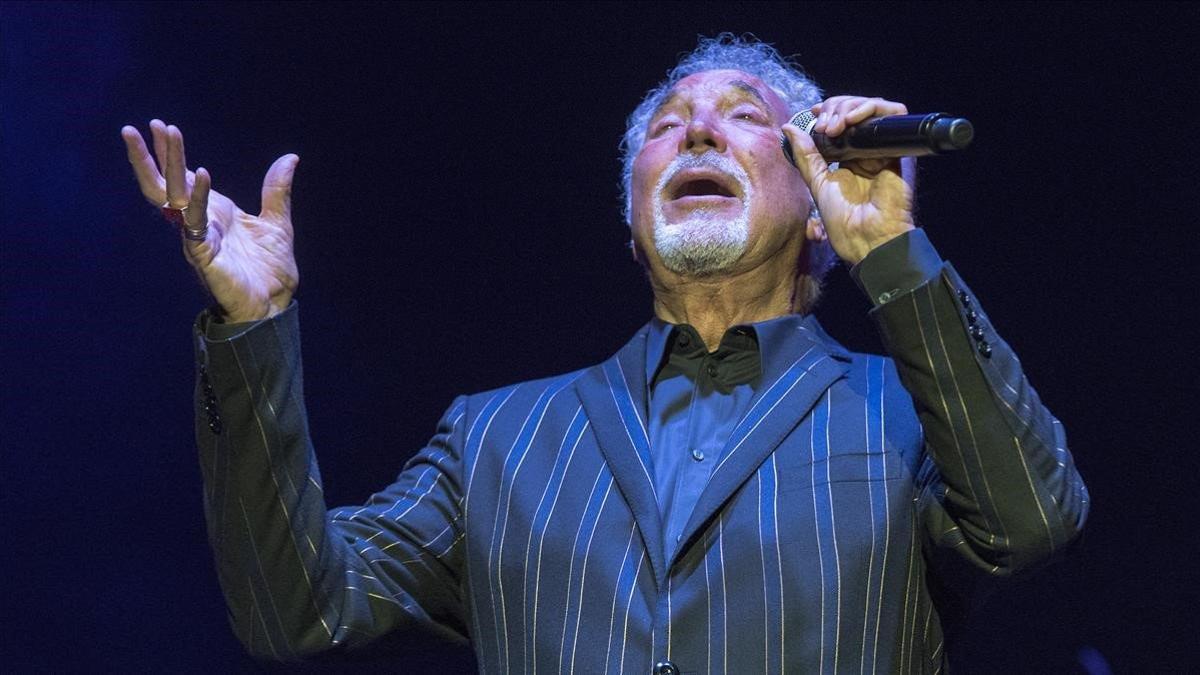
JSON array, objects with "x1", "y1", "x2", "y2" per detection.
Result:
[
  {"x1": 629, "y1": 155, "x2": 660, "y2": 227},
  {"x1": 631, "y1": 151, "x2": 659, "y2": 196},
  {"x1": 632, "y1": 145, "x2": 672, "y2": 198},
  {"x1": 750, "y1": 170, "x2": 809, "y2": 221}
]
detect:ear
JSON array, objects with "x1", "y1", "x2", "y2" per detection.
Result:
[{"x1": 804, "y1": 208, "x2": 826, "y2": 242}]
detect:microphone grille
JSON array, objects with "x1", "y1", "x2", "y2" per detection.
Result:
[{"x1": 788, "y1": 110, "x2": 817, "y2": 133}]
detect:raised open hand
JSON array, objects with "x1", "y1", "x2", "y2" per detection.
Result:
[
  {"x1": 122, "y1": 120, "x2": 300, "y2": 322},
  {"x1": 782, "y1": 96, "x2": 916, "y2": 266}
]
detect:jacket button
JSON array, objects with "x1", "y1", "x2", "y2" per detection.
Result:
[
  {"x1": 969, "y1": 324, "x2": 985, "y2": 341},
  {"x1": 977, "y1": 340, "x2": 992, "y2": 358},
  {"x1": 653, "y1": 661, "x2": 679, "y2": 675},
  {"x1": 965, "y1": 309, "x2": 978, "y2": 325},
  {"x1": 958, "y1": 289, "x2": 972, "y2": 306}
]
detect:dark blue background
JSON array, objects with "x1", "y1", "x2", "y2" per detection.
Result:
[{"x1": 3, "y1": 2, "x2": 1196, "y2": 672}]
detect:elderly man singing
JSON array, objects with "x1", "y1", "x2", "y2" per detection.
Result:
[{"x1": 122, "y1": 35, "x2": 1087, "y2": 674}]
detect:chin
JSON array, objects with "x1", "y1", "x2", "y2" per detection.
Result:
[{"x1": 653, "y1": 210, "x2": 749, "y2": 276}]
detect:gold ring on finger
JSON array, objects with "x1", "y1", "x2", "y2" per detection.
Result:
[{"x1": 161, "y1": 201, "x2": 188, "y2": 226}]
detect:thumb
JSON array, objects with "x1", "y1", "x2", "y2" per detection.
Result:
[
  {"x1": 781, "y1": 123, "x2": 831, "y2": 195},
  {"x1": 261, "y1": 153, "x2": 300, "y2": 220}
]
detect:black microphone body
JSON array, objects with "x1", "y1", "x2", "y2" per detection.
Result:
[{"x1": 780, "y1": 111, "x2": 974, "y2": 166}]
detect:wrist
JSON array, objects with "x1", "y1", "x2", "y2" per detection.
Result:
[
  {"x1": 220, "y1": 301, "x2": 283, "y2": 324},
  {"x1": 847, "y1": 226, "x2": 915, "y2": 265}
]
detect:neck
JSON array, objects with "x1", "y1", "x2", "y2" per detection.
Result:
[{"x1": 650, "y1": 250, "x2": 802, "y2": 351}]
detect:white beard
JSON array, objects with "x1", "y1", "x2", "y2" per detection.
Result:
[{"x1": 652, "y1": 153, "x2": 753, "y2": 276}]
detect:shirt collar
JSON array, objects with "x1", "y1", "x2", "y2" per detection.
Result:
[{"x1": 645, "y1": 312, "x2": 827, "y2": 388}]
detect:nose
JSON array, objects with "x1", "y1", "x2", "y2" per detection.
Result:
[{"x1": 680, "y1": 109, "x2": 727, "y2": 155}]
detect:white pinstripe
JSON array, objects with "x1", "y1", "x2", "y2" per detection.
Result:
[
  {"x1": 463, "y1": 388, "x2": 519, "y2": 512},
  {"x1": 604, "y1": 524, "x2": 638, "y2": 674},
  {"x1": 860, "y1": 358, "x2": 879, "y2": 675},
  {"x1": 719, "y1": 511, "x2": 728, "y2": 675},
  {"x1": 617, "y1": 550, "x2": 646, "y2": 675},
  {"x1": 232, "y1": 342, "x2": 335, "y2": 640},
  {"x1": 462, "y1": 387, "x2": 519, "y2": 674},
  {"x1": 246, "y1": 578, "x2": 279, "y2": 659},
  {"x1": 369, "y1": 411, "x2": 466, "y2": 533},
  {"x1": 926, "y1": 286, "x2": 1012, "y2": 548},
  {"x1": 239, "y1": 497, "x2": 294, "y2": 656},
  {"x1": 898, "y1": 513, "x2": 920, "y2": 674},
  {"x1": 757, "y1": 472, "x2": 769, "y2": 671},
  {"x1": 1013, "y1": 436, "x2": 1056, "y2": 551},
  {"x1": 909, "y1": 291, "x2": 998, "y2": 544},
  {"x1": 711, "y1": 348, "x2": 818, "y2": 479},
  {"x1": 871, "y1": 360, "x2": 892, "y2": 675},
  {"x1": 811, "y1": 415, "x2": 827, "y2": 673},
  {"x1": 557, "y1": 464, "x2": 609, "y2": 673},
  {"x1": 605, "y1": 363, "x2": 658, "y2": 502},
  {"x1": 825, "y1": 395, "x2": 844, "y2": 674},
  {"x1": 492, "y1": 378, "x2": 578, "y2": 672},
  {"x1": 773, "y1": 455, "x2": 785, "y2": 674},
  {"x1": 530, "y1": 415, "x2": 588, "y2": 675},
  {"x1": 923, "y1": 601, "x2": 935, "y2": 672},
  {"x1": 666, "y1": 570, "x2": 673, "y2": 659},
  {"x1": 568, "y1": 481, "x2": 614, "y2": 673},
  {"x1": 704, "y1": 526, "x2": 713, "y2": 675}
]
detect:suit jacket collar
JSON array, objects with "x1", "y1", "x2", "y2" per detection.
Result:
[
  {"x1": 575, "y1": 314, "x2": 851, "y2": 582},
  {"x1": 674, "y1": 313, "x2": 850, "y2": 567}
]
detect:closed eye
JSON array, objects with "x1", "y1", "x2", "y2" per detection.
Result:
[
  {"x1": 652, "y1": 121, "x2": 681, "y2": 136},
  {"x1": 733, "y1": 110, "x2": 766, "y2": 123}
]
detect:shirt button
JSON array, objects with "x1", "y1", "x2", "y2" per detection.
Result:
[
  {"x1": 977, "y1": 340, "x2": 993, "y2": 358},
  {"x1": 706, "y1": 363, "x2": 718, "y2": 377},
  {"x1": 653, "y1": 661, "x2": 680, "y2": 675},
  {"x1": 676, "y1": 332, "x2": 691, "y2": 348},
  {"x1": 691, "y1": 448, "x2": 705, "y2": 462}
]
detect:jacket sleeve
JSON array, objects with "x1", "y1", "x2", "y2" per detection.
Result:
[
  {"x1": 193, "y1": 302, "x2": 470, "y2": 660},
  {"x1": 864, "y1": 235, "x2": 1089, "y2": 576}
]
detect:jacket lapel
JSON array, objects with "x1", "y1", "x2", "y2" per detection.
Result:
[
  {"x1": 575, "y1": 325, "x2": 668, "y2": 587},
  {"x1": 671, "y1": 315, "x2": 851, "y2": 567}
]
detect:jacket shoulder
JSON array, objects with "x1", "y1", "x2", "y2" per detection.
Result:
[{"x1": 459, "y1": 366, "x2": 592, "y2": 412}]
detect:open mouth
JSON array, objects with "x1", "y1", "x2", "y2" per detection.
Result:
[
  {"x1": 666, "y1": 170, "x2": 741, "y2": 202},
  {"x1": 673, "y1": 179, "x2": 736, "y2": 199}
]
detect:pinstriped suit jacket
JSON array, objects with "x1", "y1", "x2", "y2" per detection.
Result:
[{"x1": 194, "y1": 263, "x2": 1087, "y2": 674}]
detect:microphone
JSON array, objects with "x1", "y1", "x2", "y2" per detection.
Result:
[{"x1": 780, "y1": 111, "x2": 973, "y2": 166}]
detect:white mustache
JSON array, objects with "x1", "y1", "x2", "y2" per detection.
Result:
[{"x1": 655, "y1": 152, "x2": 752, "y2": 202}]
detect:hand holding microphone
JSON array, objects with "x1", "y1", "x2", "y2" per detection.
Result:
[
  {"x1": 780, "y1": 95, "x2": 962, "y2": 265},
  {"x1": 781, "y1": 109, "x2": 973, "y2": 165}
]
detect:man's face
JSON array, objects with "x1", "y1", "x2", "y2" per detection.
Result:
[{"x1": 630, "y1": 69, "x2": 813, "y2": 277}]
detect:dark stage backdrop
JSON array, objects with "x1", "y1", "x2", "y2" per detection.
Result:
[{"x1": 2, "y1": 2, "x2": 1197, "y2": 672}]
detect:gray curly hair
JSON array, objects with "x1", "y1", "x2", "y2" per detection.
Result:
[{"x1": 620, "y1": 33, "x2": 836, "y2": 313}]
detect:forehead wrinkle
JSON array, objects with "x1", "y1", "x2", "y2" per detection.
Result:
[
  {"x1": 651, "y1": 76, "x2": 774, "y2": 123},
  {"x1": 728, "y1": 79, "x2": 769, "y2": 107}
]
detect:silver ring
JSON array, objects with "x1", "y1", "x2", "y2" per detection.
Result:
[{"x1": 182, "y1": 223, "x2": 209, "y2": 242}]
